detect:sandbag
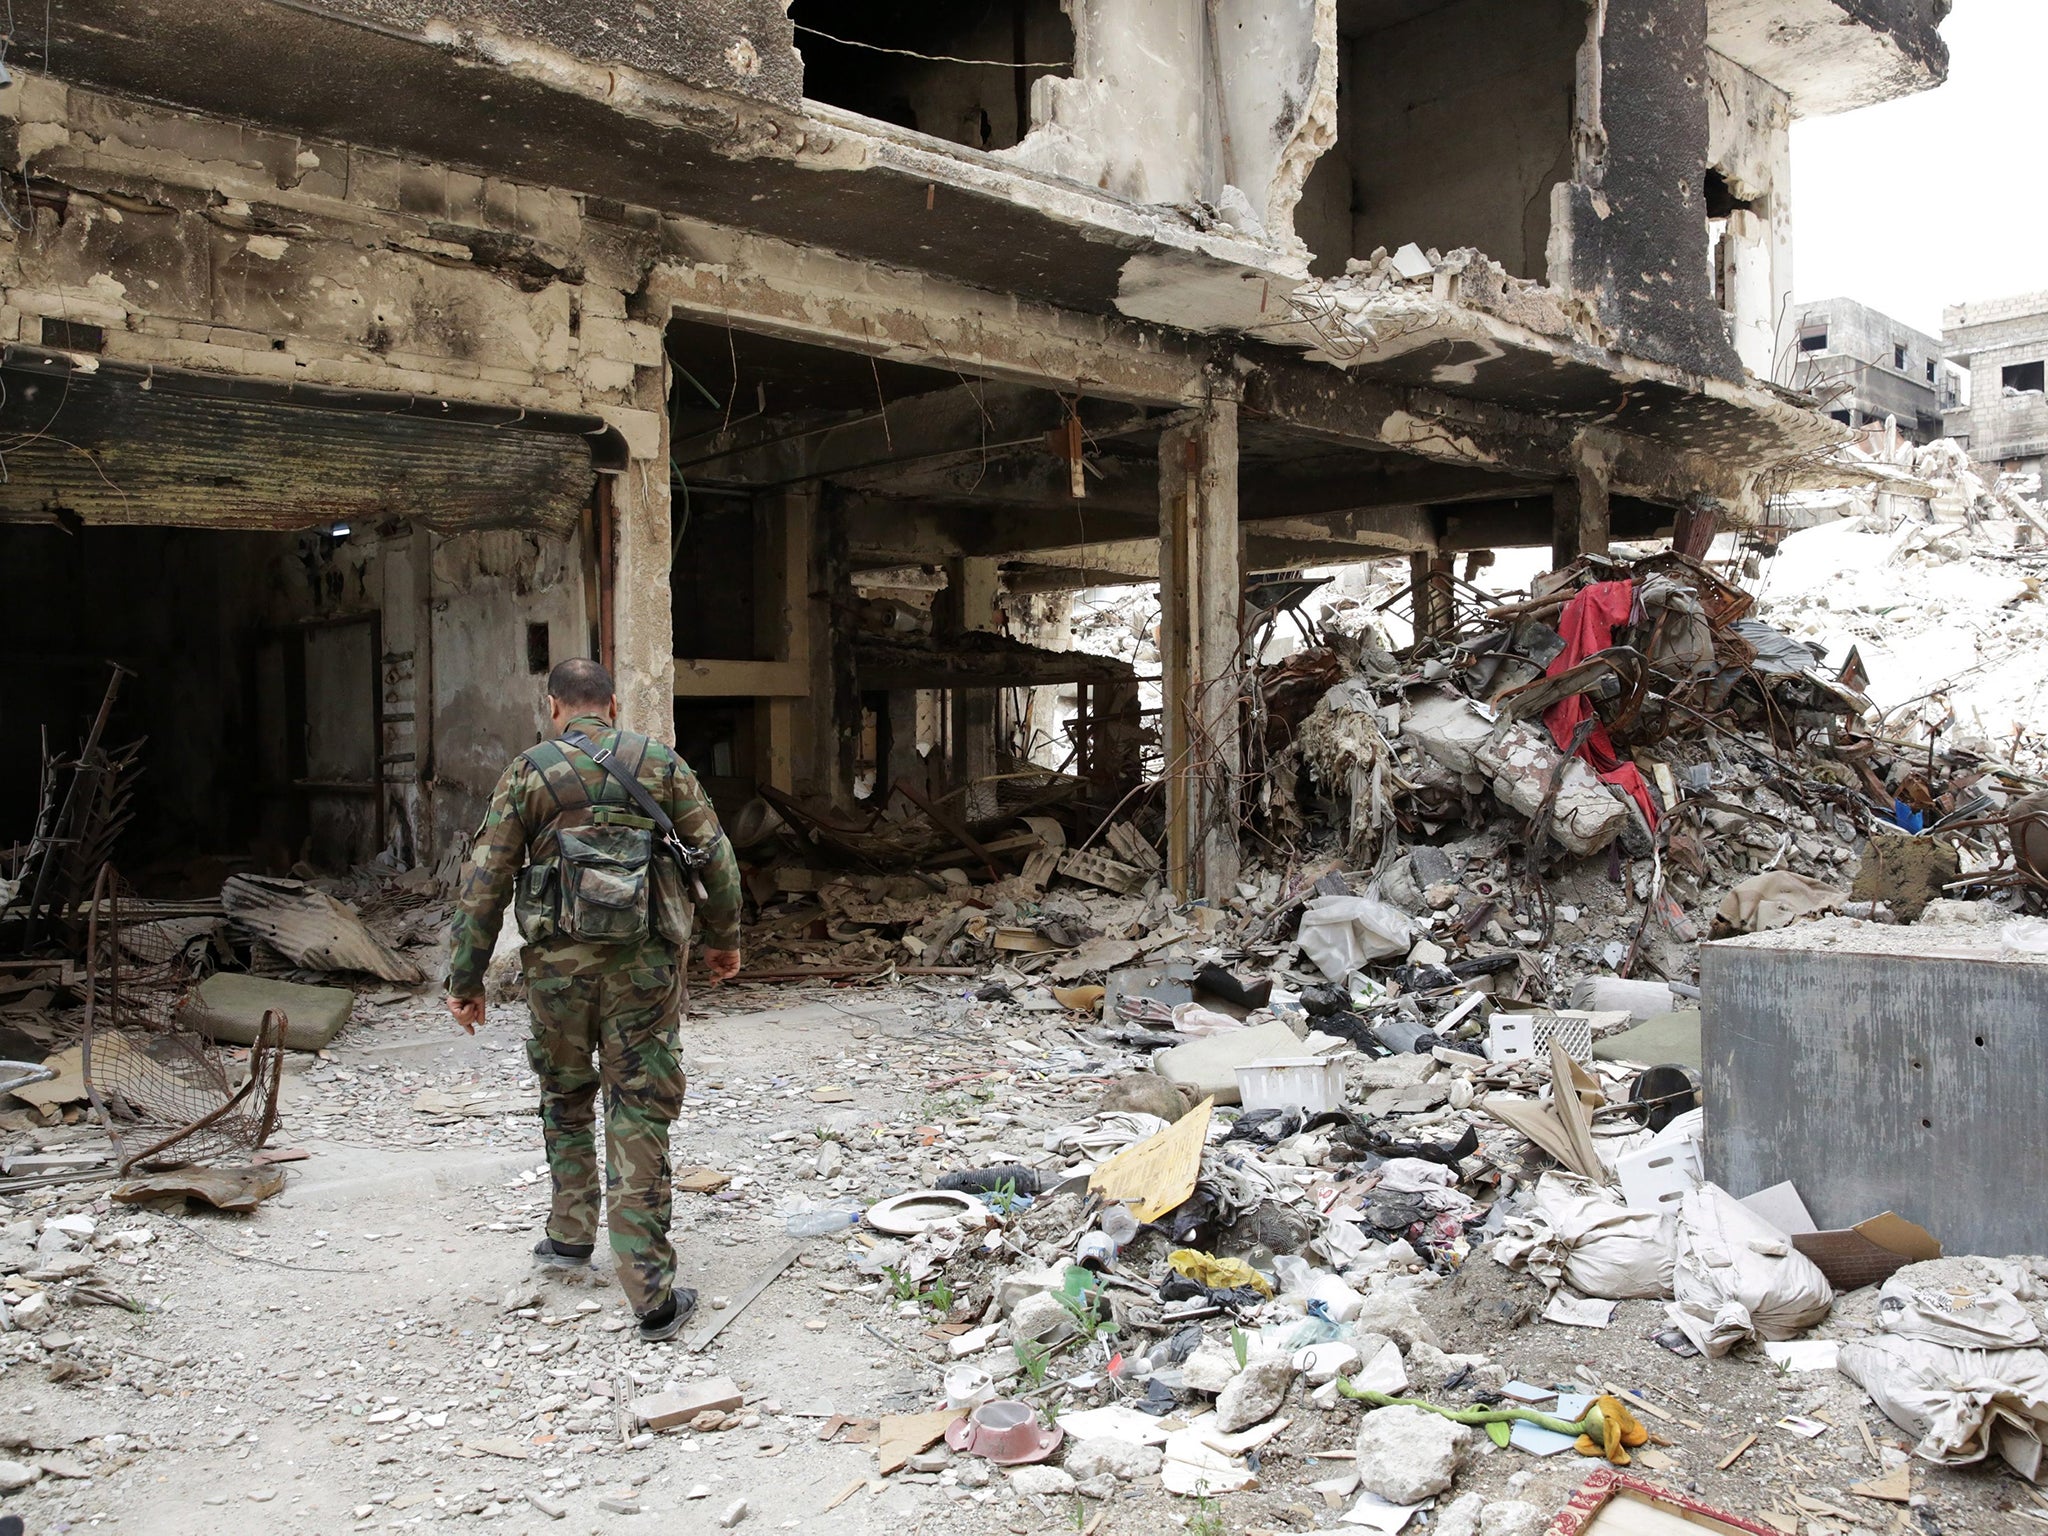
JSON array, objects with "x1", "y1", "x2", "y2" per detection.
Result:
[
  {"x1": 1879, "y1": 1264, "x2": 2043, "y2": 1349},
  {"x1": 1489, "y1": 1172, "x2": 1674, "y2": 1301},
  {"x1": 1668, "y1": 1182, "x2": 1833, "y2": 1356},
  {"x1": 1840, "y1": 1334, "x2": 2048, "y2": 1471}
]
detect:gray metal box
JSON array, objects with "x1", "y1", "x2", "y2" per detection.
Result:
[{"x1": 1701, "y1": 915, "x2": 2048, "y2": 1257}]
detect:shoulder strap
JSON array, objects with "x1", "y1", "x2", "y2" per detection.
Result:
[
  {"x1": 560, "y1": 732, "x2": 707, "y2": 870},
  {"x1": 518, "y1": 739, "x2": 591, "y2": 817}
]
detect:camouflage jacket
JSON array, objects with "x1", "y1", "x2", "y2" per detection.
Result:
[{"x1": 446, "y1": 713, "x2": 741, "y2": 996}]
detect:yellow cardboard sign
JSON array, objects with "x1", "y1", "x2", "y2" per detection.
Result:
[{"x1": 1088, "y1": 1097, "x2": 1214, "y2": 1223}]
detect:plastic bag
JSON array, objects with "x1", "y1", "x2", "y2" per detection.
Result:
[
  {"x1": 1296, "y1": 893, "x2": 1413, "y2": 982},
  {"x1": 1489, "y1": 1172, "x2": 1674, "y2": 1301},
  {"x1": 1668, "y1": 1182, "x2": 1832, "y2": 1357}
]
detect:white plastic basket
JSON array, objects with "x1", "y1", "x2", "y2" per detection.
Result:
[
  {"x1": 1235, "y1": 1056, "x2": 1346, "y2": 1115},
  {"x1": 1487, "y1": 1010, "x2": 1595, "y2": 1067}
]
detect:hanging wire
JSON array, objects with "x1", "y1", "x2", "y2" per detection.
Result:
[{"x1": 792, "y1": 22, "x2": 1068, "y2": 70}]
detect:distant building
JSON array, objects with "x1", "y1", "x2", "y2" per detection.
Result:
[
  {"x1": 1944, "y1": 292, "x2": 2048, "y2": 482},
  {"x1": 1789, "y1": 298, "x2": 1955, "y2": 443}
]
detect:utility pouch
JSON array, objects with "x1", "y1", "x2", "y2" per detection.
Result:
[
  {"x1": 513, "y1": 860, "x2": 559, "y2": 943},
  {"x1": 650, "y1": 851, "x2": 695, "y2": 948},
  {"x1": 556, "y1": 824, "x2": 653, "y2": 943}
]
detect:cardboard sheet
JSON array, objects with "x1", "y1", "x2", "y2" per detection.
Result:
[{"x1": 1088, "y1": 1097, "x2": 1215, "y2": 1223}]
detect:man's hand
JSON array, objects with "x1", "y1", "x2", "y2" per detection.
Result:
[
  {"x1": 703, "y1": 948, "x2": 741, "y2": 985},
  {"x1": 447, "y1": 996, "x2": 485, "y2": 1034}
]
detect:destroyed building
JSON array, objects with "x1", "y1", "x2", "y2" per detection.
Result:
[
  {"x1": 1944, "y1": 288, "x2": 2048, "y2": 483},
  {"x1": 0, "y1": 0, "x2": 1951, "y2": 904},
  {"x1": 25, "y1": 8, "x2": 2048, "y2": 1532},
  {"x1": 1789, "y1": 297, "x2": 1955, "y2": 441}
]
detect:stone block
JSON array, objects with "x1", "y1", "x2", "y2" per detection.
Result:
[{"x1": 632, "y1": 1376, "x2": 742, "y2": 1431}]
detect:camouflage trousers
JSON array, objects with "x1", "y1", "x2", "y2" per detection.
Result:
[{"x1": 525, "y1": 961, "x2": 686, "y2": 1315}]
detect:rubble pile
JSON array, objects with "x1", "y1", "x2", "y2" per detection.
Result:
[
  {"x1": 7, "y1": 459, "x2": 2048, "y2": 1531},
  {"x1": 1755, "y1": 438, "x2": 2048, "y2": 772}
]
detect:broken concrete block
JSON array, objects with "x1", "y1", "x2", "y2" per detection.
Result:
[
  {"x1": 1154, "y1": 1020, "x2": 1314, "y2": 1105},
  {"x1": 1181, "y1": 1340, "x2": 1242, "y2": 1395},
  {"x1": 1291, "y1": 1341, "x2": 1361, "y2": 1386},
  {"x1": 1351, "y1": 1338, "x2": 1408, "y2": 1395},
  {"x1": 1400, "y1": 691, "x2": 1496, "y2": 776},
  {"x1": 1353, "y1": 1403, "x2": 1472, "y2": 1504},
  {"x1": 1471, "y1": 722, "x2": 1629, "y2": 856},
  {"x1": 631, "y1": 1376, "x2": 742, "y2": 1431},
  {"x1": 1403, "y1": 692, "x2": 1627, "y2": 855},
  {"x1": 1064, "y1": 1438, "x2": 1163, "y2": 1482},
  {"x1": 1403, "y1": 1340, "x2": 1490, "y2": 1392},
  {"x1": 995, "y1": 1268, "x2": 1067, "y2": 1317},
  {"x1": 1346, "y1": 1292, "x2": 1438, "y2": 1351},
  {"x1": 1436, "y1": 1492, "x2": 1485, "y2": 1536},
  {"x1": 1007, "y1": 1291, "x2": 1076, "y2": 1347},
  {"x1": 1480, "y1": 1500, "x2": 1546, "y2": 1536},
  {"x1": 1213, "y1": 1356, "x2": 1296, "y2": 1433},
  {"x1": 1008, "y1": 1465, "x2": 1076, "y2": 1498},
  {"x1": 183, "y1": 972, "x2": 354, "y2": 1051},
  {"x1": 0, "y1": 1460, "x2": 39, "y2": 1492}
]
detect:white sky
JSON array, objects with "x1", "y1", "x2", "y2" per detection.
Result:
[{"x1": 1791, "y1": 0, "x2": 2047, "y2": 338}]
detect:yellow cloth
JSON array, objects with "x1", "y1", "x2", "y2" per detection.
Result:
[{"x1": 1167, "y1": 1249, "x2": 1275, "y2": 1297}]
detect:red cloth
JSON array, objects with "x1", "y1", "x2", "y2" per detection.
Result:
[{"x1": 1540, "y1": 580, "x2": 1659, "y2": 830}]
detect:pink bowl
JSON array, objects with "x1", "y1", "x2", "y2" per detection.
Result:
[{"x1": 944, "y1": 1399, "x2": 1065, "y2": 1465}]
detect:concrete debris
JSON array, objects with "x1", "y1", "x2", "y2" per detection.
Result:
[
  {"x1": 1211, "y1": 1355, "x2": 1297, "y2": 1433},
  {"x1": 1353, "y1": 1403, "x2": 1473, "y2": 1504}
]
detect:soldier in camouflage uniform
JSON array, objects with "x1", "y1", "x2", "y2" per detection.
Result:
[{"x1": 446, "y1": 659, "x2": 742, "y2": 1342}]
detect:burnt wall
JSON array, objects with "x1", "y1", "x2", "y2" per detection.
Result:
[
  {"x1": 1552, "y1": 0, "x2": 1743, "y2": 380},
  {"x1": 1342, "y1": 0, "x2": 1579, "y2": 281},
  {"x1": 302, "y1": 0, "x2": 803, "y2": 107},
  {"x1": 1835, "y1": 0, "x2": 1951, "y2": 80}
]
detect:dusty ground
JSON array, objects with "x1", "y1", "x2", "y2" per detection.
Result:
[{"x1": 4, "y1": 981, "x2": 2046, "y2": 1535}]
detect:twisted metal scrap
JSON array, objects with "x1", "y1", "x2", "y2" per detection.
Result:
[{"x1": 81, "y1": 867, "x2": 282, "y2": 1174}]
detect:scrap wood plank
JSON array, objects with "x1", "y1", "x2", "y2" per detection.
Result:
[
  {"x1": 1603, "y1": 1382, "x2": 1674, "y2": 1422},
  {"x1": 1847, "y1": 1465, "x2": 1911, "y2": 1503},
  {"x1": 1087, "y1": 1096, "x2": 1214, "y2": 1224},
  {"x1": 1793, "y1": 1493, "x2": 1858, "y2": 1519},
  {"x1": 1717, "y1": 1433, "x2": 1758, "y2": 1470},
  {"x1": 686, "y1": 1244, "x2": 800, "y2": 1354},
  {"x1": 822, "y1": 1477, "x2": 869, "y2": 1512},
  {"x1": 877, "y1": 1410, "x2": 957, "y2": 1475}
]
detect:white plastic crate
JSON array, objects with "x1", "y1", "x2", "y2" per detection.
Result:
[
  {"x1": 1235, "y1": 1056, "x2": 1346, "y2": 1115},
  {"x1": 1487, "y1": 1010, "x2": 1595, "y2": 1067},
  {"x1": 1616, "y1": 1133, "x2": 1703, "y2": 1212}
]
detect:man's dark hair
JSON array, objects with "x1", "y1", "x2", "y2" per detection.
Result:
[{"x1": 547, "y1": 657, "x2": 615, "y2": 709}]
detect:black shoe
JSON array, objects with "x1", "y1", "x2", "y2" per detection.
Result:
[
  {"x1": 637, "y1": 1288, "x2": 698, "y2": 1343},
  {"x1": 533, "y1": 1237, "x2": 595, "y2": 1271}
]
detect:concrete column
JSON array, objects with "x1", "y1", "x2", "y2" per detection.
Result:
[
  {"x1": 754, "y1": 487, "x2": 813, "y2": 793},
  {"x1": 882, "y1": 689, "x2": 925, "y2": 792},
  {"x1": 610, "y1": 447, "x2": 674, "y2": 743},
  {"x1": 1550, "y1": 433, "x2": 1613, "y2": 569},
  {"x1": 939, "y1": 556, "x2": 1001, "y2": 784},
  {"x1": 1158, "y1": 395, "x2": 1241, "y2": 903},
  {"x1": 798, "y1": 491, "x2": 858, "y2": 808}
]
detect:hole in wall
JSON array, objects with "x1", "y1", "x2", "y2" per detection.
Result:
[
  {"x1": 789, "y1": 0, "x2": 1073, "y2": 151},
  {"x1": 526, "y1": 622, "x2": 551, "y2": 676}
]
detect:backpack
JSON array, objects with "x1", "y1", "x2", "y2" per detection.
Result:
[{"x1": 511, "y1": 734, "x2": 694, "y2": 947}]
